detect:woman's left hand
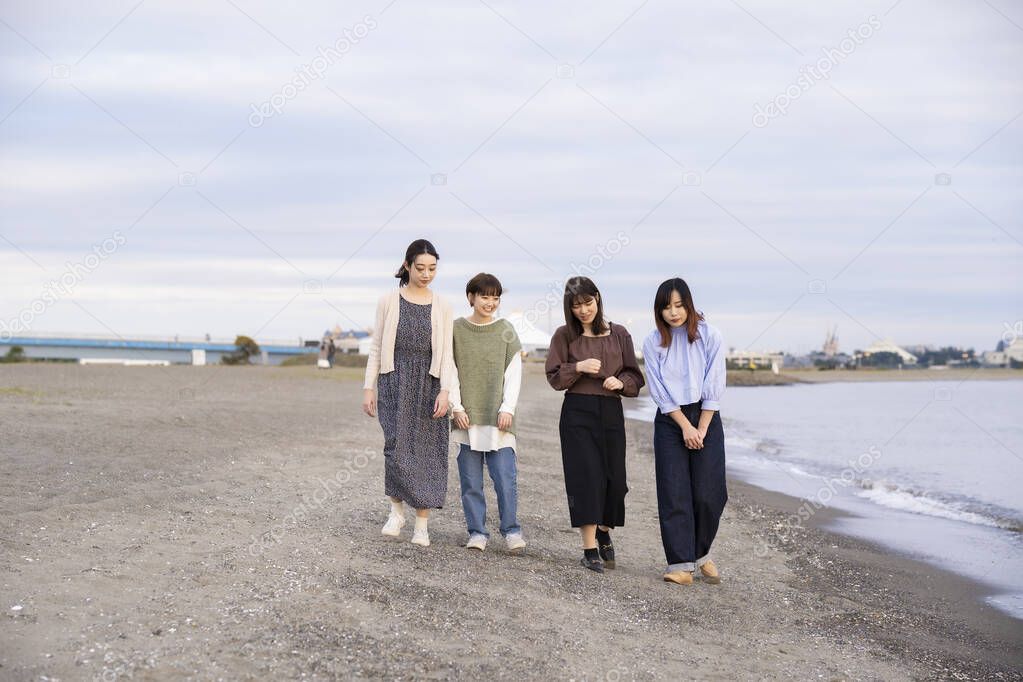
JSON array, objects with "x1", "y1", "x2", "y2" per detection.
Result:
[
  {"x1": 602, "y1": 376, "x2": 624, "y2": 392},
  {"x1": 497, "y1": 411, "x2": 513, "y2": 431},
  {"x1": 433, "y1": 391, "x2": 450, "y2": 418}
]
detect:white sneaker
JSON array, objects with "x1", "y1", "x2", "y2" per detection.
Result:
[
  {"x1": 381, "y1": 512, "x2": 405, "y2": 537},
  {"x1": 505, "y1": 532, "x2": 526, "y2": 552},
  {"x1": 411, "y1": 528, "x2": 430, "y2": 546},
  {"x1": 465, "y1": 534, "x2": 487, "y2": 551}
]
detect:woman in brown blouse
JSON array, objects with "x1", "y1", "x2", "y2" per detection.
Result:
[{"x1": 545, "y1": 276, "x2": 645, "y2": 573}]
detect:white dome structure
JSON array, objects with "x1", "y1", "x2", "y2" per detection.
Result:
[{"x1": 502, "y1": 312, "x2": 552, "y2": 355}]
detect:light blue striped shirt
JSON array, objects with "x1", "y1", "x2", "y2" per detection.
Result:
[{"x1": 641, "y1": 320, "x2": 726, "y2": 414}]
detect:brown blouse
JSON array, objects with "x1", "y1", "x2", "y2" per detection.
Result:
[{"x1": 545, "y1": 323, "x2": 645, "y2": 398}]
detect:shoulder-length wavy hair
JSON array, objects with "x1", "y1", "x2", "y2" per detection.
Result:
[
  {"x1": 654, "y1": 277, "x2": 703, "y2": 347},
  {"x1": 563, "y1": 276, "x2": 609, "y2": 340},
  {"x1": 395, "y1": 239, "x2": 439, "y2": 287}
]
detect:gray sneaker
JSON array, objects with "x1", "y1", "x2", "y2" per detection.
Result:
[
  {"x1": 465, "y1": 534, "x2": 487, "y2": 551},
  {"x1": 505, "y1": 532, "x2": 526, "y2": 552}
]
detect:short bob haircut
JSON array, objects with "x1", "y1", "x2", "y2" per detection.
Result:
[
  {"x1": 654, "y1": 277, "x2": 703, "y2": 347},
  {"x1": 465, "y1": 272, "x2": 503, "y2": 299},
  {"x1": 563, "y1": 276, "x2": 609, "y2": 339}
]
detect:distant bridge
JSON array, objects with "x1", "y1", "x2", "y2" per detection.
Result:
[{"x1": 0, "y1": 333, "x2": 314, "y2": 366}]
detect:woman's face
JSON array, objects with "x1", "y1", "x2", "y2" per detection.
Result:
[
  {"x1": 571, "y1": 295, "x2": 599, "y2": 327},
  {"x1": 661, "y1": 290, "x2": 687, "y2": 328},
  {"x1": 408, "y1": 254, "x2": 437, "y2": 288},
  {"x1": 469, "y1": 293, "x2": 500, "y2": 318}
]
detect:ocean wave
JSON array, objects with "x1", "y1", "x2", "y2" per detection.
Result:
[
  {"x1": 727, "y1": 433, "x2": 1023, "y2": 533},
  {"x1": 638, "y1": 398, "x2": 1023, "y2": 534},
  {"x1": 855, "y1": 480, "x2": 1023, "y2": 532},
  {"x1": 725, "y1": 435, "x2": 782, "y2": 456}
]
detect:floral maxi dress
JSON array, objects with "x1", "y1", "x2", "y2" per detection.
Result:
[{"x1": 377, "y1": 296, "x2": 449, "y2": 509}]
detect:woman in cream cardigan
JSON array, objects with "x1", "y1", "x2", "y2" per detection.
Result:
[{"x1": 362, "y1": 239, "x2": 455, "y2": 547}]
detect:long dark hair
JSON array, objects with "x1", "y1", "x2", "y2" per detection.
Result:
[
  {"x1": 563, "y1": 276, "x2": 609, "y2": 340},
  {"x1": 654, "y1": 277, "x2": 703, "y2": 347},
  {"x1": 395, "y1": 239, "x2": 439, "y2": 286}
]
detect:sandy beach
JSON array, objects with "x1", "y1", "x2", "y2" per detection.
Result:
[{"x1": 1, "y1": 363, "x2": 1020, "y2": 680}]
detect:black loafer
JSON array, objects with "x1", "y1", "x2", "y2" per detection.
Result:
[
  {"x1": 598, "y1": 542, "x2": 615, "y2": 569},
  {"x1": 580, "y1": 556, "x2": 604, "y2": 573}
]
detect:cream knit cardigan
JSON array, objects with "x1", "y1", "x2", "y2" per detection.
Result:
[{"x1": 363, "y1": 288, "x2": 456, "y2": 391}]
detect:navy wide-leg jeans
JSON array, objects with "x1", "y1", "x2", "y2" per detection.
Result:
[{"x1": 653, "y1": 401, "x2": 728, "y2": 572}]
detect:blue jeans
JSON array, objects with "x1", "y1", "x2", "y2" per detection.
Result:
[{"x1": 456, "y1": 443, "x2": 520, "y2": 538}]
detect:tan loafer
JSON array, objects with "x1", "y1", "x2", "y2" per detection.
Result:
[
  {"x1": 662, "y1": 570, "x2": 694, "y2": 585},
  {"x1": 699, "y1": 560, "x2": 721, "y2": 584}
]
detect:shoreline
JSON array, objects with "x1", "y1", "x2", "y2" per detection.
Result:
[
  {"x1": 702, "y1": 459, "x2": 1023, "y2": 674},
  {"x1": 622, "y1": 384, "x2": 1023, "y2": 624},
  {"x1": 1, "y1": 364, "x2": 1020, "y2": 679},
  {"x1": 524, "y1": 357, "x2": 1020, "y2": 384},
  {"x1": 780, "y1": 367, "x2": 1022, "y2": 383},
  {"x1": 618, "y1": 410, "x2": 1023, "y2": 677}
]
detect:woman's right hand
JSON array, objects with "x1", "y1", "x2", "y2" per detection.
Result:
[
  {"x1": 362, "y1": 389, "x2": 377, "y2": 417},
  {"x1": 682, "y1": 421, "x2": 704, "y2": 450},
  {"x1": 576, "y1": 358, "x2": 602, "y2": 375},
  {"x1": 452, "y1": 411, "x2": 470, "y2": 430}
]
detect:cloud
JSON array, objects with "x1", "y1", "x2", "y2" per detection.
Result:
[{"x1": 1, "y1": 0, "x2": 1020, "y2": 351}]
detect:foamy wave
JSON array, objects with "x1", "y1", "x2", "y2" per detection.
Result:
[
  {"x1": 727, "y1": 452, "x2": 820, "y2": 484},
  {"x1": 725, "y1": 435, "x2": 782, "y2": 456},
  {"x1": 725, "y1": 435, "x2": 760, "y2": 450},
  {"x1": 856, "y1": 481, "x2": 1022, "y2": 532},
  {"x1": 655, "y1": 407, "x2": 1023, "y2": 534}
]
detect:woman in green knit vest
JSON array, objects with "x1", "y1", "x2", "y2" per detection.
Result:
[{"x1": 449, "y1": 273, "x2": 526, "y2": 552}]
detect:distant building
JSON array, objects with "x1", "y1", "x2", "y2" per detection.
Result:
[
  {"x1": 320, "y1": 326, "x2": 369, "y2": 354},
  {"x1": 334, "y1": 330, "x2": 368, "y2": 354},
  {"x1": 783, "y1": 353, "x2": 814, "y2": 368},
  {"x1": 901, "y1": 344, "x2": 978, "y2": 368},
  {"x1": 1006, "y1": 337, "x2": 1023, "y2": 363},
  {"x1": 822, "y1": 326, "x2": 839, "y2": 357},
  {"x1": 802, "y1": 350, "x2": 853, "y2": 369},
  {"x1": 860, "y1": 339, "x2": 918, "y2": 365},
  {"x1": 726, "y1": 348, "x2": 784, "y2": 370},
  {"x1": 983, "y1": 338, "x2": 1023, "y2": 367},
  {"x1": 983, "y1": 350, "x2": 1007, "y2": 366},
  {"x1": 358, "y1": 335, "x2": 373, "y2": 356}
]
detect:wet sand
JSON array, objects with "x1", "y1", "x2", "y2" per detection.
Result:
[{"x1": 1, "y1": 363, "x2": 1020, "y2": 680}]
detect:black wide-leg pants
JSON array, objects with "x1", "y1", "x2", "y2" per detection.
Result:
[{"x1": 559, "y1": 393, "x2": 628, "y2": 528}]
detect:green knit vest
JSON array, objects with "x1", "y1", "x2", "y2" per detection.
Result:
[{"x1": 452, "y1": 318, "x2": 522, "y2": 434}]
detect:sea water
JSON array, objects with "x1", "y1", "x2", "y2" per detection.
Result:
[{"x1": 625, "y1": 379, "x2": 1023, "y2": 619}]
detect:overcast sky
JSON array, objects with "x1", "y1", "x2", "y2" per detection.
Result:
[{"x1": 1, "y1": 0, "x2": 1020, "y2": 353}]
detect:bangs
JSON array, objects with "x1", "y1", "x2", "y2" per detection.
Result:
[
  {"x1": 655, "y1": 288, "x2": 679, "y2": 309},
  {"x1": 466, "y1": 272, "x2": 503, "y2": 297},
  {"x1": 562, "y1": 276, "x2": 606, "y2": 338},
  {"x1": 475, "y1": 284, "x2": 502, "y2": 297}
]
